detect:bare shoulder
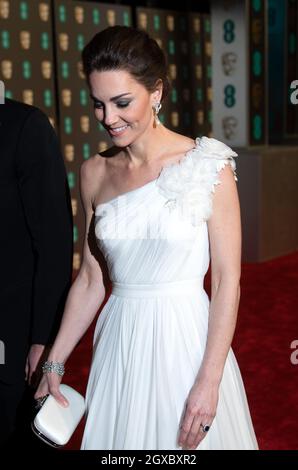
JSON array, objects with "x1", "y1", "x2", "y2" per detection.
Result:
[
  {"x1": 165, "y1": 130, "x2": 197, "y2": 155},
  {"x1": 80, "y1": 153, "x2": 106, "y2": 208},
  {"x1": 80, "y1": 147, "x2": 124, "y2": 206},
  {"x1": 82, "y1": 146, "x2": 123, "y2": 176},
  {"x1": 81, "y1": 153, "x2": 104, "y2": 180}
]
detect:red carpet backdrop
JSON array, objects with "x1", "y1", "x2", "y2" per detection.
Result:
[{"x1": 65, "y1": 251, "x2": 298, "y2": 450}]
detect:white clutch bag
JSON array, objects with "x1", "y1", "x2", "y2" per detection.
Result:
[{"x1": 32, "y1": 384, "x2": 85, "y2": 447}]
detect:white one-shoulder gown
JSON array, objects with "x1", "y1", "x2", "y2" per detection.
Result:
[{"x1": 81, "y1": 137, "x2": 258, "y2": 450}]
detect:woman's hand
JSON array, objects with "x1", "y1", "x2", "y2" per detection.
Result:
[
  {"x1": 34, "y1": 372, "x2": 69, "y2": 408},
  {"x1": 178, "y1": 377, "x2": 219, "y2": 450}
]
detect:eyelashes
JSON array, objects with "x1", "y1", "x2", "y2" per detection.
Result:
[
  {"x1": 116, "y1": 102, "x2": 130, "y2": 108},
  {"x1": 93, "y1": 102, "x2": 130, "y2": 109}
]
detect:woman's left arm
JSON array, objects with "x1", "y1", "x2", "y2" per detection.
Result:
[{"x1": 178, "y1": 164, "x2": 242, "y2": 450}]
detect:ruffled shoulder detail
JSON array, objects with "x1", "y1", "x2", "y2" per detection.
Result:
[{"x1": 156, "y1": 136, "x2": 238, "y2": 226}]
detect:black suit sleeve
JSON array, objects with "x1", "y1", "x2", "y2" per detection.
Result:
[{"x1": 15, "y1": 108, "x2": 73, "y2": 344}]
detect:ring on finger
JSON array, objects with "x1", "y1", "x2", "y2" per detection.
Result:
[{"x1": 200, "y1": 423, "x2": 211, "y2": 433}]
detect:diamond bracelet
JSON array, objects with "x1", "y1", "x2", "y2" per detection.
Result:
[{"x1": 42, "y1": 360, "x2": 65, "y2": 376}]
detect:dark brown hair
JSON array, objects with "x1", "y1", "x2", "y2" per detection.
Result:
[{"x1": 82, "y1": 25, "x2": 171, "y2": 102}]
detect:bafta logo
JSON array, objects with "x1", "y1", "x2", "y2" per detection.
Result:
[
  {"x1": 62, "y1": 89, "x2": 72, "y2": 107},
  {"x1": 207, "y1": 86, "x2": 212, "y2": 102},
  {"x1": 166, "y1": 15, "x2": 175, "y2": 32},
  {"x1": 0, "y1": 0, "x2": 9, "y2": 19},
  {"x1": 195, "y1": 64, "x2": 202, "y2": 80},
  {"x1": 73, "y1": 253, "x2": 81, "y2": 270},
  {"x1": 222, "y1": 52, "x2": 237, "y2": 76},
  {"x1": 222, "y1": 116, "x2": 238, "y2": 140},
  {"x1": 1, "y1": 60, "x2": 12, "y2": 79},
  {"x1": 71, "y1": 198, "x2": 78, "y2": 216},
  {"x1": 196, "y1": 110, "x2": 204, "y2": 126},
  {"x1": 205, "y1": 41, "x2": 212, "y2": 57},
  {"x1": 39, "y1": 2, "x2": 49, "y2": 22},
  {"x1": 23, "y1": 89, "x2": 34, "y2": 105},
  {"x1": 41, "y1": 60, "x2": 52, "y2": 79},
  {"x1": 80, "y1": 115, "x2": 90, "y2": 133},
  {"x1": 65, "y1": 144, "x2": 74, "y2": 162},
  {"x1": 77, "y1": 61, "x2": 85, "y2": 80},
  {"x1": 169, "y1": 64, "x2": 177, "y2": 80},
  {"x1": 59, "y1": 33, "x2": 69, "y2": 52},
  {"x1": 193, "y1": 17, "x2": 200, "y2": 33},
  {"x1": 98, "y1": 141, "x2": 108, "y2": 153},
  {"x1": 20, "y1": 31, "x2": 31, "y2": 50},
  {"x1": 75, "y1": 6, "x2": 84, "y2": 24},
  {"x1": 138, "y1": 12, "x2": 147, "y2": 29},
  {"x1": 107, "y1": 9, "x2": 116, "y2": 26},
  {"x1": 171, "y1": 111, "x2": 179, "y2": 127}
]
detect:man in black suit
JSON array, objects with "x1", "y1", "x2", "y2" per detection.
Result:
[{"x1": 0, "y1": 99, "x2": 73, "y2": 445}]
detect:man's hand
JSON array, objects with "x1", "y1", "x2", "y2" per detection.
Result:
[{"x1": 25, "y1": 344, "x2": 47, "y2": 387}]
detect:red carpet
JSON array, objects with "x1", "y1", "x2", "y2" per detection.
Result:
[{"x1": 65, "y1": 251, "x2": 298, "y2": 450}]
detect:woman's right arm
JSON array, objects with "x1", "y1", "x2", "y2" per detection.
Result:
[{"x1": 34, "y1": 158, "x2": 106, "y2": 405}]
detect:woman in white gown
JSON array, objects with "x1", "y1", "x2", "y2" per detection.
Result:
[{"x1": 35, "y1": 25, "x2": 258, "y2": 450}]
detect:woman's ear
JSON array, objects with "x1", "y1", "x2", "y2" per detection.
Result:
[{"x1": 152, "y1": 79, "x2": 163, "y2": 104}]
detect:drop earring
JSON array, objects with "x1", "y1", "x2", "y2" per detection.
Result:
[{"x1": 153, "y1": 102, "x2": 162, "y2": 128}]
